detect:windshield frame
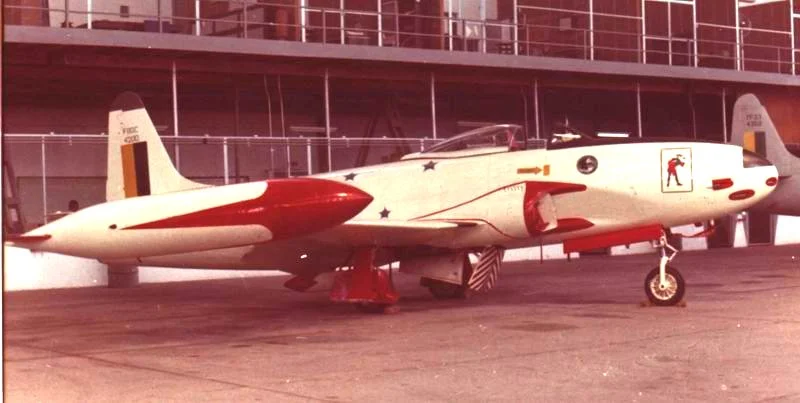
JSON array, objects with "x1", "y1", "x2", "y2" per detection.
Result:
[{"x1": 421, "y1": 124, "x2": 527, "y2": 154}]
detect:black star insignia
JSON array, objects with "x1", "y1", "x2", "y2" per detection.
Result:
[
  {"x1": 379, "y1": 207, "x2": 391, "y2": 219},
  {"x1": 344, "y1": 172, "x2": 357, "y2": 181},
  {"x1": 423, "y1": 161, "x2": 438, "y2": 171}
]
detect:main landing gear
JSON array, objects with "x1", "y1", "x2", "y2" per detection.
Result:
[
  {"x1": 644, "y1": 232, "x2": 686, "y2": 306},
  {"x1": 421, "y1": 246, "x2": 505, "y2": 300}
]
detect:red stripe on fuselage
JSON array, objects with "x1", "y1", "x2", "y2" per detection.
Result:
[
  {"x1": 125, "y1": 178, "x2": 372, "y2": 240},
  {"x1": 411, "y1": 181, "x2": 587, "y2": 222},
  {"x1": 562, "y1": 224, "x2": 663, "y2": 254}
]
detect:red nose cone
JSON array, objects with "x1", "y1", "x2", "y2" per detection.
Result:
[{"x1": 263, "y1": 178, "x2": 373, "y2": 239}]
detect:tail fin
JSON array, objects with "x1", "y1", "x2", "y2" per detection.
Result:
[
  {"x1": 106, "y1": 92, "x2": 206, "y2": 201},
  {"x1": 731, "y1": 93, "x2": 800, "y2": 178}
]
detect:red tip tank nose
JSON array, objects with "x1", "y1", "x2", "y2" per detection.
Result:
[{"x1": 263, "y1": 178, "x2": 373, "y2": 239}]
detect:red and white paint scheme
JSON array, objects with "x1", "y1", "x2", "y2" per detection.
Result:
[
  {"x1": 9, "y1": 93, "x2": 372, "y2": 262},
  {"x1": 8, "y1": 92, "x2": 779, "y2": 311}
]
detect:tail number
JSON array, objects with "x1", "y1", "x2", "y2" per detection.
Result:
[
  {"x1": 745, "y1": 113, "x2": 762, "y2": 129},
  {"x1": 123, "y1": 126, "x2": 140, "y2": 143}
]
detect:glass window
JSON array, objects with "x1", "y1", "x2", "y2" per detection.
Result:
[
  {"x1": 741, "y1": 30, "x2": 792, "y2": 73},
  {"x1": 697, "y1": 24, "x2": 737, "y2": 69},
  {"x1": 692, "y1": 92, "x2": 724, "y2": 142},
  {"x1": 796, "y1": 18, "x2": 800, "y2": 48},
  {"x1": 518, "y1": 0, "x2": 590, "y2": 12},
  {"x1": 593, "y1": 14, "x2": 641, "y2": 62},
  {"x1": 671, "y1": 3, "x2": 694, "y2": 66},
  {"x1": 540, "y1": 86, "x2": 637, "y2": 140},
  {"x1": 330, "y1": 76, "x2": 430, "y2": 166},
  {"x1": 435, "y1": 82, "x2": 528, "y2": 139},
  {"x1": 739, "y1": 0, "x2": 790, "y2": 32},
  {"x1": 697, "y1": 0, "x2": 734, "y2": 26},
  {"x1": 593, "y1": 0, "x2": 640, "y2": 16},
  {"x1": 644, "y1": 1, "x2": 668, "y2": 37},
  {"x1": 518, "y1": 9, "x2": 591, "y2": 59},
  {"x1": 640, "y1": 91, "x2": 692, "y2": 138}
]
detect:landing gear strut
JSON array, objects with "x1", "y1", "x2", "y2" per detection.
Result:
[
  {"x1": 330, "y1": 247, "x2": 399, "y2": 313},
  {"x1": 644, "y1": 232, "x2": 685, "y2": 306}
]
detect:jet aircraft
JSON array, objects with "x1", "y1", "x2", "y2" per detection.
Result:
[
  {"x1": 730, "y1": 93, "x2": 800, "y2": 216},
  {"x1": 8, "y1": 92, "x2": 779, "y2": 311}
]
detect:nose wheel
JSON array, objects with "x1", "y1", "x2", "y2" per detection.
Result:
[
  {"x1": 644, "y1": 265, "x2": 685, "y2": 306},
  {"x1": 644, "y1": 232, "x2": 686, "y2": 306}
]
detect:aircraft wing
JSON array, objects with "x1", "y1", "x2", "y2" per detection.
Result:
[
  {"x1": 310, "y1": 219, "x2": 480, "y2": 247},
  {"x1": 231, "y1": 219, "x2": 482, "y2": 274}
]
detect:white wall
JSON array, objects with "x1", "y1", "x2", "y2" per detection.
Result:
[
  {"x1": 3, "y1": 246, "x2": 275, "y2": 291},
  {"x1": 6, "y1": 215, "x2": 797, "y2": 291},
  {"x1": 3, "y1": 244, "x2": 563, "y2": 291},
  {"x1": 774, "y1": 215, "x2": 800, "y2": 245}
]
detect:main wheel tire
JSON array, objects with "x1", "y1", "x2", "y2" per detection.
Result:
[
  {"x1": 428, "y1": 281, "x2": 467, "y2": 300},
  {"x1": 644, "y1": 265, "x2": 685, "y2": 306},
  {"x1": 354, "y1": 303, "x2": 392, "y2": 314},
  {"x1": 420, "y1": 276, "x2": 468, "y2": 299}
]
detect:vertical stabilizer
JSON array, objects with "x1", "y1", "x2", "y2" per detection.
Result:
[
  {"x1": 731, "y1": 93, "x2": 800, "y2": 216},
  {"x1": 106, "y1": 92, "x2": 206, "y2": 201},
  {"x1": 730, "y1": 93, "x2": 800, "y2": 177}
]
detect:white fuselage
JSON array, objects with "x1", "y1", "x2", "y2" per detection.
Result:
[
  {"x1": 21, "y1": 141, "x2": 777, "y2": 273},
  {"x1": 322, "y1": 141, "x2": 775, "y2": 249},
  {"x1": 20, "y1": 178, "x2": 373, "y2": 261}
]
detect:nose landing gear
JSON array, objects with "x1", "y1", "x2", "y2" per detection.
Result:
[{"x1": 644, "y1": 233, "x2": 686, "y2": 306}]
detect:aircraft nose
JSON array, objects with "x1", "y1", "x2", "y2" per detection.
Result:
[
  {"x1": 263, "y1": 178, "x2": 373, "y2": 240},
  {"x1": 726, "y1": 164, "x2": 779, "y2": 203}
]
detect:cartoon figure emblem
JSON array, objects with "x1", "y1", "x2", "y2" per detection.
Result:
[
  {"x1": 666, "y1": 154, "x2": 685, "y2": 187},
  {"x1": 661, "y1": 148, "x2": 693, "y2": 193}
]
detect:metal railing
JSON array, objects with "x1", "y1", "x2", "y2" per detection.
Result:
[
  {"x1": 3, "y1": 132, "x2": 441, "y2": 175},
  {"x1": 3, "y1": 132, "x2": 441, "y2": 228},
  {"x1": 4, "y1": 1, "x2": 798, "y2": 75}
]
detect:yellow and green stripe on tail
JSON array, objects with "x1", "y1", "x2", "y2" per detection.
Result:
[
  {"x1": 743, "y1": 131, "x2": 767, "y2": 157},
  {"x1": 120, "y1": 141, "x2": 151, "y2": 198}
]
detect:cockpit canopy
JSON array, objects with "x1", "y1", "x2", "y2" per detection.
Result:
[{"x1": 403, "y1": 124, "x2": 544, "y2": 160}]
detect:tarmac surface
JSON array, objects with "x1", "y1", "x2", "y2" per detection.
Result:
[{"x1": 4, "y1": 245, "x2": 800, "y2": 402}]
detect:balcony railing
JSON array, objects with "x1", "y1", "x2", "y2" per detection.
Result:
[
  {"x1": 3, "y1": 1, "x2": 798, "y2": 75},
  {"x1": 3, "y1": 132, "x2": 441, "y2": 176},
  {"x1": 0, "y1": 132, "x2": 426, "y2": 228}
]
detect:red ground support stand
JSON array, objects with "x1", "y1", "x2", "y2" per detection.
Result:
[{"x1": 329, "y1": 247, "x2": 399, "y2": 306}]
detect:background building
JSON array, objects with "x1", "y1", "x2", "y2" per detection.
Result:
[{"x1": 4, "y1": 0, "x2": 800, "y2": 245}]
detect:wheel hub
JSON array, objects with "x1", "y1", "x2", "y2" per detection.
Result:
[{"x1": 650, "y1": 274, "x2": 677, "y2": 300}]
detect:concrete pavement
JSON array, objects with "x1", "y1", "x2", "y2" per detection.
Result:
[{"x1": 5, "y1": 245, "x2": 800, "y2": 402}]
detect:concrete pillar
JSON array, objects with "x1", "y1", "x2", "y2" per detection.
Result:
[{"x1": 107, "y1": 264, "x2": 139, "y2": 288}]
